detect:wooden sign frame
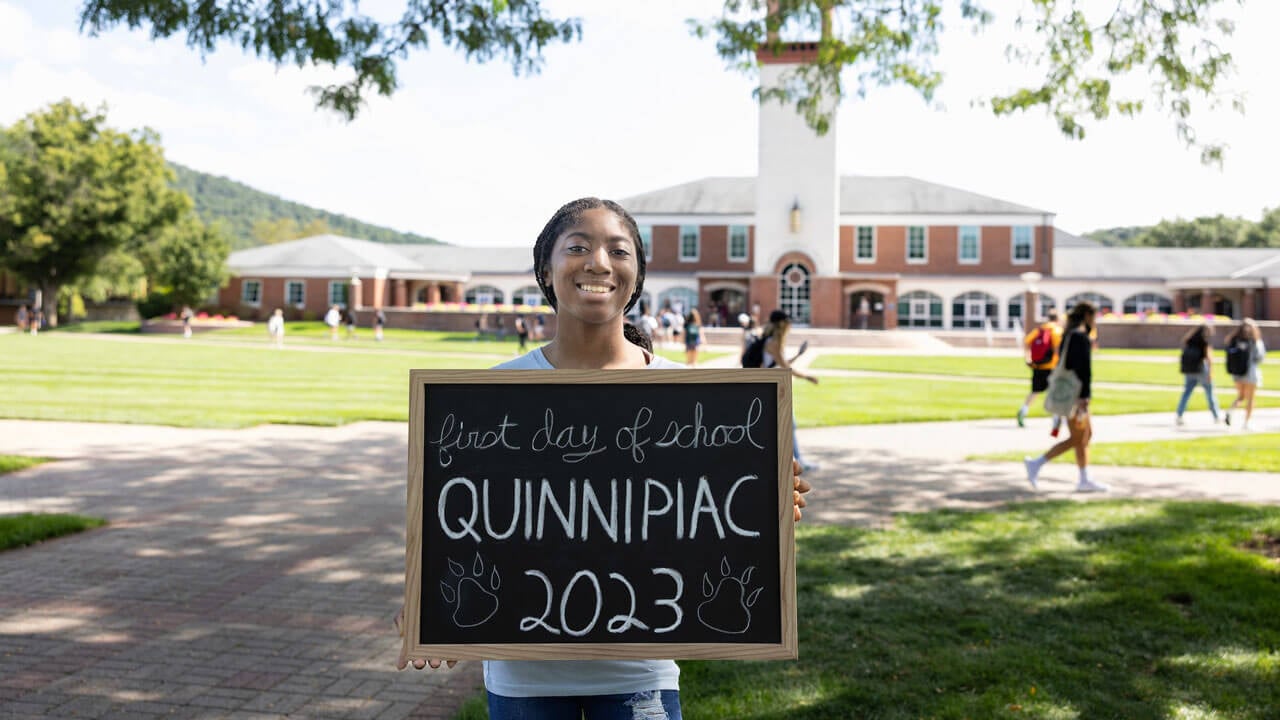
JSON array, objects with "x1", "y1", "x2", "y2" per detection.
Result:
[{"x1": 401, "y1": 369, "x2": 796, "y2": 662}]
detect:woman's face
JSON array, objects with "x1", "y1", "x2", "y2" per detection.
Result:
[{"x1": 544, "y1": 207, "x2": 639, "y2": 326}]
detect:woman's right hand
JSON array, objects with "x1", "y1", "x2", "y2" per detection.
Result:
[{"x1": 394, "y1": 607, "x2": 457, "y2": 670}]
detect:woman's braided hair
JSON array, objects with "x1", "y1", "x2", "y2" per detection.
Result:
[{"x1": 533, "y1": 198, "x2": 647, "y2": 314}]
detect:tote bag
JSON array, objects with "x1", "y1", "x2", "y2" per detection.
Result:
[{"x1": 1043, "y1": 332, "x2": 1083, "y2": 416}]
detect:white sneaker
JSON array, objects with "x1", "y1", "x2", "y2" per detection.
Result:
[
  {"x1": 1023, "y1": 457, "x2": 1041, "y2": 490},
  {"x1": 1076, "y1": 478, "x2": 1110, "y2": 493}
]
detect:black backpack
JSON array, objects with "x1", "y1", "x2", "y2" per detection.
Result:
[
  {"x1": 741, "y1": 333, "x2": 767, "y2": 368},
  {"x1": 1179, "y1": 343, "x2": 1205, "y2": 374},
  {"x1": 1225, "y1": 340, "x2": 1252, "y2": 376}
]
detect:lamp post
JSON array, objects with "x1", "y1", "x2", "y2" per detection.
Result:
[
  {"x1": 1019, "y1": 271, "x2": 1042, "y2": 333},
  {"x1": 789, "y1": 198, "x2": 801, "y2": 234}
]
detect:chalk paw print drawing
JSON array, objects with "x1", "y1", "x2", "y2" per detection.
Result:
[
  {"x1": 696, "y1": 557, "x2": 762, "y2": 634},
  {"x1": 441, "y1": 553, "x2": 500, "y2": 628}
]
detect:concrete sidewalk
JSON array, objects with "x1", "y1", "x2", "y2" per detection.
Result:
[{"x1": 1, "y1": 412, "x2": 1277, "y2": 718}]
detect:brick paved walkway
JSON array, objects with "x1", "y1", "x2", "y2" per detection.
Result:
[{"x1": 0, "y1": 422, "x2": 480, "y2": 719}]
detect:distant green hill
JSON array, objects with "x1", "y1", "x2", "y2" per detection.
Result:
[{"x1": 168, "y1": 162, "x2": 443, "y2": 250}]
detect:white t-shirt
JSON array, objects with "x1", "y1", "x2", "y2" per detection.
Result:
[{"x1": 483, "y1": 346, "x2": 683, "y2": 698}]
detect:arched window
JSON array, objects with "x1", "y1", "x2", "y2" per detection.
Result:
[
  {"x1": 658, "y1": 287, "x2": 698, "y2": 316},
  {"x1": 897, "y1": 290, "x2": 943, "y2": 328},
  {"x1": 1066, "y1": 292, "x2": 1114, "y2": 314},
  {"x1": 1007, "y1": 293, "x2": 1057, "y2": 330},
  {"x1": 778, "y1": 264, "x2": 811, "y2": 325},
  {"x1": 464, "y1": 285, "x2": 505, "y2": 305},
  {"x1": 513, "y1": 285, "x2": 545, "y2": 307},
  {"x1": 1122, "y1": 293, "x2": 1172, "y2": 314},
  {"x1": 951, "y1": 291, "x2": 998, "y2": 329}
]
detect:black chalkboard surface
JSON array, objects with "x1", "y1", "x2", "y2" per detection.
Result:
[{"x1": 401, "y1": 369, "x2": 797, "y2": 661}]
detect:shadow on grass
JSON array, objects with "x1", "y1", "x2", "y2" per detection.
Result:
[{"x1": 681, "y1": 501, "x2": 1280, "y2": 719}]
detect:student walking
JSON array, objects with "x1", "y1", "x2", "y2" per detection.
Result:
[
  {"x1": 1017, "y1": 309, "x2": 1063, "y2": 429},
  {"x1": 180, "y1": 305, "x2": 195, "y2": 338},
  {"x1": 750, "y1": 310, "x2": 819, "y2": 471},
  {"x1": 1024, "y1": 301, "x2": 1108, "y2": 493},
  {"x1": 395, "y1": 197, "x2": 812, "y2": 720},
  {"x1": 324, "y1": 305, "x2": 341, "y2": 340},
  {"x1": 1224, "y1": 318, "x2": 1267, "y2": 430},
  {"x1": 1175, "y1": 324, "x2": 1220, "y2": 425},
  {"x1": 683, "y1": 308, "x2": 703, "y2": 366},
  {"x1": 514, "y1": 314, "x2": 529, "y2": 353},
  {"x1": 266, "y1": 308, "x2": 285, "y2": 348},
  {"x1": 374, "y1": 308, "x2": 387, "y2": 341}
]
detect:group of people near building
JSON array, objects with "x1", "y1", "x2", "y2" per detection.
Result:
[
  {"x1": 1017, "y1": 304, "x2": 1268, "y2": 494},
  {"x1": 12, "y1": 305, "x2": 43, "y2": 335}
]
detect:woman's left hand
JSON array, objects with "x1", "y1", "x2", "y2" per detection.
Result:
[{"x1": 792, "y1": 459, "x2": 812, "y2": 522}]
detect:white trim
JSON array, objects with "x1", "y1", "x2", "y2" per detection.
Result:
[
  {"x1": 632, "y1": 213, "x2": 755, "y2": 225},
  {"x1": 727, "y1": 225, "x2": 749, "y2": 262},
  {"x1": 678, "y1": 225, "x2": 701, "y2": 262},
  {"x1": 854, "y1": 226, "x2": 876, "y2": 264},
  {"x1": 841, "y1": 213, "x2": 1054, "y2": 225},
  {"x1": 1011, "y1": 225, "x2": 1035, "y2": 265},
  {"x1": 907, "y1": 226, "x2": 928, "y2": 265},
  {"x1": 1165, "y1": 278, "x2": 1267, "y2": 290},
  {"x1": 958, "y1": 226, "x2": 981, "y2": 265},
  {"x1": 284, "y1": 279, "x2": 306, "y2": 309},
  {"x1": 241, "y1": 278, "x2": 263, "y2": 307}
]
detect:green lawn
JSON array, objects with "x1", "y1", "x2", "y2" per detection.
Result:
[
  {"x1": 810, "y1": 353, "x2": 1273, "y2": 389},
  {"x1": 972, "y1": 433, "x2": 1280, "y2": 473},
  {"x1": 455, "y1": 501, "x2": 1280, "y2": 719},
  {"x1": 0, "y1": 513, "x2": 106, "y2": 551},
  {"x1": 0, "y1": 455, "x2": 50, "y2": 475},
  {"x1": 3, "y1": 335, "x2": 1271, "y2": 429}
]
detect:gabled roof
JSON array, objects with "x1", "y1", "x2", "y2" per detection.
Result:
[
  {"x1": 1053, "y1": 247, "x2": 1280, "y2": 280},
  {"x1": 228, "y1": 234, "x2": 420, "y2": 274},
  {"x1": 1053, "y1": 228, "x2": 1100, "y2": 248},
  {"x1": 394, "y1": 245, "x2": 535, "y2": 275},
  {"x1": 621, "y1": 176, "x2": 1051, "y2": 216}
]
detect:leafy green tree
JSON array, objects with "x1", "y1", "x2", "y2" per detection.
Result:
[
  {"x1": 80, "y1": 0, "x2": 1244, "y2": 161},
  {"x1": 251, "y1": 216, "x2": 331, "y2": 245},
  {"x1": 1243, "y1": 207, "x2": 1280, "y2": 247},
  {"x1": 149, "y1": 215, "x2": 232, "y2": 310},
  {"x1": 1137, "y1": 215, "x2": 1251, "y2": 247},
  {"x1": 0, "y1": 100, "x2": 187, "y2": 326}
]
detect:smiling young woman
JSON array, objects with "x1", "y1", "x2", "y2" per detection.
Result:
[{"x1": 400, "y1": 197, "x2": 811, "y2": 720}]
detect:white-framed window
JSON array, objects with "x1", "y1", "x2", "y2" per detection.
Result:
[
  {"x1": 514, "y1": 285, "x2": 545, "y2": 307},
  {"x1": 855, "y1": 226, "x2": 875, "y2": 263},
  {"x1": 658, "y1": 287, "x2": 698, "y2": 316},
  {"x1": 639, "y1": 225, "x2": 653, "y2": 262},
  {"x1": 1122, "y1": 293, "x2": 1173, "y2": 314},
  {"x1": 951, "y1": 291, "x2": 998, "y2": 329},
  {"x1": 778, "y1": 263, "x2": 811, "y2": 325},
  {"x1": 465, "y1": 285, "x2": 505, "y2": 305},
  {"x1": 958, "y1": 226, "x2": 981, "y2": 264},
  {"x1": 728, "y1": 225, "x2": 749, "y2": 262},
  {"x1": 1066, "y1": 292, "x2": 1115, "y2": 314},
  {"x1": 679, "y1": 225, "x2": 700, "y2": 262},
  {"x1": 241, "y1": 279, "x2": 262, "y2": 306},
  {"x1": 1008, "y1": 293, "x2": 1057, "y2": 330},
  {"x1": 285, "y1": 280, "x2": 305, "y2": 308},
  {"x1": 897, "y1": 290, "x2": 943, "y2": 328},
  {"x1": 907, "y1": 226, "x2": 927, "y2": 263},
  {"x1": 1012, "y1": 226, "x2": 1034, "y2": 264},
  {"x1": 328, "y1": 281, "x2": 349, "y2": 308}
]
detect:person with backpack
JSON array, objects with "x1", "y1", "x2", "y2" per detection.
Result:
[
  {"x1": 1224, "y1": 318, "x2": 1267, "y2": 430},
  {"x1": 1017, "y1": 309, "x2": 1063, "y2": 429},
  {"x1": 743, "y1": 310, "x2": 819, "y2": 470},
  {"x1": 1175, "y1": 324, "x2": 1220, "y2": 426},
  {"x1": 1023, "y1": 301, "x2": 1108, "y2": 493}
]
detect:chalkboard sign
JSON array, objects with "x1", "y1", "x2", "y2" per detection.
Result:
[{"x1": 401, "y1": 369, "x2": 797, "y2": 661}]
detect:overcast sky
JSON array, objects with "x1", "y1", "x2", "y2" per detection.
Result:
[{"x1": 2, "y1": 0, "x2": 1277, "y2": 246}]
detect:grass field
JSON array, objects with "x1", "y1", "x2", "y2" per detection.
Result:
[
  {"x1": 972, "y1": 433, "x2": 1280, "y2": 473},
  {"x1": 0, "y1": 513, "x2": 106, "y2": 552},
  {"x1": 810, "y1": 353, "x2": 1274, "y2": 388},
  {"x1": 456, "y1": 501, "x2": 1280, "y2": 719}
]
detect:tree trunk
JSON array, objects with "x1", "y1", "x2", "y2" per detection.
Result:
[{"x1": 40, "y1": 281, "x2": 59, "y2": 328}]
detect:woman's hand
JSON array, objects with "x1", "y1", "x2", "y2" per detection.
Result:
[
  {"x1": 792, "y1": 459, "x2": 812, "y2": 522},
  {"x1": 394, "y1": 607, "x2": 457, "y2": 670}
]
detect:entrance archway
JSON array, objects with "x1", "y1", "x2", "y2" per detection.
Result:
[
  {"x1": 778, "y1": 263, "x2": 811, "y2": 325},
  {"x1": 848, "y1": 291, "x2": 885, "y2": 330},
  {"x1": 708, "y1": 287, "x2": 746, "y2": 327}
]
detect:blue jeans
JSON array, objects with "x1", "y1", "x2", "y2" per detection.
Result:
[
  {"x1": 488, "y1": 690, "x2": 682, "y2": 720},
  {"x1": 1176, "y1": 374, "x2": 1220, "y2": 419}
]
